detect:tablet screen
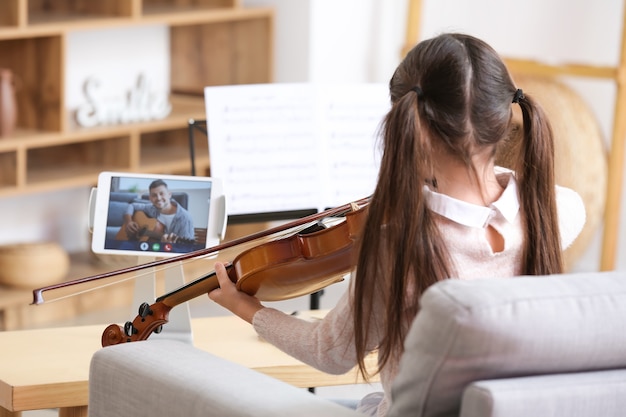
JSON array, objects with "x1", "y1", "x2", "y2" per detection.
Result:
[{"x1": 91, "y1": 172, "x2": 226, "y2": 257}]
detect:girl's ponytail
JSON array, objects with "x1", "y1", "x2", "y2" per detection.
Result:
[
  {"x1": 514, "y1": 92, "x2": 563, "y2": 274},
  {"x1": 353, "y1": 89, "x2": 449, "y2": 380}
]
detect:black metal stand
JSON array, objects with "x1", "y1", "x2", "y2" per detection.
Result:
[{"x1": 187, "y1": 118, "x2": 207, "y2": 177}]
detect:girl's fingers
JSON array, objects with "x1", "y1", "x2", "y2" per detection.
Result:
[{"x1": 213, "y1": 262, "x2": 233, "y2": 289}]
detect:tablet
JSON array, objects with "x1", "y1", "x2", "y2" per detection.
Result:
[{"x1": 90, "y1": 172, "x2": 226, "y2": 257}]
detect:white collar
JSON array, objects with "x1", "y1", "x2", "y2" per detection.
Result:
[{"x1": 424, "y1": 168, "x2": 519, "y2": 228}]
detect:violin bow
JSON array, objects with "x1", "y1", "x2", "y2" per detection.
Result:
[{"x1": 32, "y1": 196, "x2": 371, "y2": 305}]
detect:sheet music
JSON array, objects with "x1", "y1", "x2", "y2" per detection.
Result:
[{"x1": 205, "y1": 83, "x2": 389, "y2": 215}]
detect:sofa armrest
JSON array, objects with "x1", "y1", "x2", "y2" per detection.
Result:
[
  {"x1": 387, "y1": 271, "x2": 626, "y2": 417},
  {"x1": 460, "y1": 369, "x2": 626, "y2": 417},
  {"x1": 89, "y1": 339, "x2": 361, "y2": 417}
]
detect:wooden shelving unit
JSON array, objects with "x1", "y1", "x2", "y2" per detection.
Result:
[{"x1": 0, "y1": 0, "x2": 274, "y2": 197}]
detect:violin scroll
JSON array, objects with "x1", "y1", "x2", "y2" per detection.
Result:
[
  {"x1": 101, "y1": 324, "x2": 126, "y2": 346},
  {"x1": 101, "y1": 301, "x2": 171, "y2": 347}
]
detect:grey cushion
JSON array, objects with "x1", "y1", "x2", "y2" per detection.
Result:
[
  {"x1": 460, "y1": 369, "x2": 626, "y2": 417},
  {"x1": 387, "y1": 271, "x2": 626, "y2": 417}
]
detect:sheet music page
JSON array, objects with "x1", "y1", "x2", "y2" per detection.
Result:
[
  {"x1": 317, "y1": 84, "x2": 388, "y2": 208},
  {"x1": 205, "y1": 83, "x2": 389, "y2": 216}
]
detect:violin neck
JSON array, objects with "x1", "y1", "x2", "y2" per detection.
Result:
[{"x1": 156, "y1": 263, "x2": 231, "y2": 307}]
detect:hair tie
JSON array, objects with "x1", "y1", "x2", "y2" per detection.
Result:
[
  {"x1": 411, "y1": 86, "x2": 424, "y2": 99},
  {"x1": 512, "y1": 88, "x2": 524, "y2": 104}
]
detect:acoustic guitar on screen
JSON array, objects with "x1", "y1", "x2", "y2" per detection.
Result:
[{"x1": 115, "y1": 211, "x2": 195, "y2": 244}]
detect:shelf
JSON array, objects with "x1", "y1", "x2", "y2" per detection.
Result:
[
  {"x1": 0, "y1": 0, "x2": 268, "y2": 335},
  {"x1": 143, "y1": 0, "x2": 239, "y2": 16},
  {"x1": 0, "y1": 251, "x2": 138, "y2": 331},
  {"x1": 0, "y1": 94, "x2": 204, "y2": 147},
  {"x1": 27, "y1": 135, "x2": 132, "y2": 183},
  {"x1": 170, "y1": 17, "x2": 272, "y2": 94},
  {"x1": 0, "y1": 150, "x2": 18, "y2": 188},
  {"x1": 0, "y1": 0, "x2": 273, "y2": 198},
  {"x1": 0, "y1": 3, "x2": 272, "y2": 37},
  {"x1": 0, "y1": 1, "x2": 21, "y2": 29},
  {"x1": 28, "y1": 0, "x2": 135, "y2": 21},
  {"x1": 0, "y1": 95, "x2": 211, "y2": 196},
  {"x1": 140, "y1": 127, "x2": 209, "y2": 170}
]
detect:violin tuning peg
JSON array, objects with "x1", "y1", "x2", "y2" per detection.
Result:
[
  {"x1": 138, "y1": 302, "x2": 153, "y2": 319},
  {"x1": 124, "y1": 321, "x2": 137, "y2": 337},
  {"x1": 153, "y1": 325, "x2": 163, "y2": 334}
]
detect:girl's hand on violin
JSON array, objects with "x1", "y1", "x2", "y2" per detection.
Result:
[{"x1": 208, "y1": 262, "x2": 264, "y2": 324}]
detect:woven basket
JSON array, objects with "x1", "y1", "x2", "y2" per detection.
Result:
[
  {"x1": 496, "y1": 75, "x2": 607, "y2": 270},
  {"x1": 0, "y1": 242, "x2": 70, "y2": 289}
]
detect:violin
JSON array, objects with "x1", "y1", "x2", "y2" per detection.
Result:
[{"x1": 32, "y1": 197, "x2": 370, "y2": 347}]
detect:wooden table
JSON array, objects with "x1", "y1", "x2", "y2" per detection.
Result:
[{"x1": 0, "y1": 312, "x2": 375, "y2": 417}]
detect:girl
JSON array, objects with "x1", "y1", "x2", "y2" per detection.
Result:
[{"x1": 209, "y1": 33, "x2": 585, "y2": 416}]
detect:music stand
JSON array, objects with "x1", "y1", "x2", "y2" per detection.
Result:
[{"x1": 187, "y1": 118, "x2": 207, "y2": 177}]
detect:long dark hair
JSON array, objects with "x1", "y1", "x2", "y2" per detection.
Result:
[{"x1": 352, "y1": 33, "x2": 563, "y2": 379}]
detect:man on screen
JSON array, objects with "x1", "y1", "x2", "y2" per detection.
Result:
[{"x1": 121, "y1": 179, "x2": 195, "y2": 243}]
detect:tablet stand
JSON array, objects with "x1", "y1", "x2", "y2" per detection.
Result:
[
  {"x1": 88, "y1": 187, "x2": 193, "y2": 344},
  {"x1": 132, "y1": 258, "x2": 193, "y2": 344}
]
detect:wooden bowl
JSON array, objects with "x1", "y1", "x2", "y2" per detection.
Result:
[{"x1": 0, "y1": 242, "x2": 70, "y2": 289}]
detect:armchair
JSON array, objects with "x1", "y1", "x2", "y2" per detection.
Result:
[{"x1": 89, "y1": 270, "x2": 626, "y2": 417}]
